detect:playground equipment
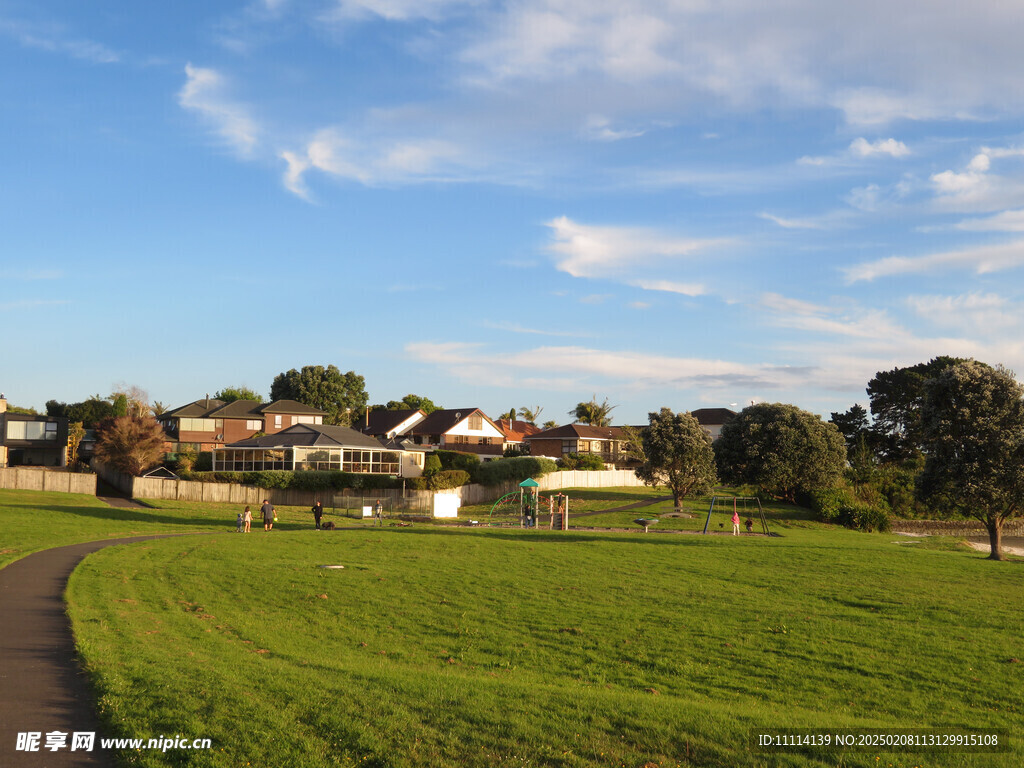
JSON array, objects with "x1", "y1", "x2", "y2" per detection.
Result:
[
  {"x1": 702, "y1": 496, "x2": 770, "y2": 535},
  {"x1": 633, "y1": 517, "x2": 658, "y2": 533},
  {"x1": 486, "y1": 479, "x2": 569, "y2": 529}
]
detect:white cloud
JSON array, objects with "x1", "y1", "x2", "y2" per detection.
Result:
[
  {"x1": 630, "y1": 279, "x2": 705, "y2": 296},
  {"x1": 843, "y1": 239, "x2": 1024, "y2": 283},
  {"x1": 849, "y1": 137, "x2": 909, "y2": 158},
  {"x1": 907, "y1": 292, "x2": 1022, "y2": 332},
  {"x1": 0, "y1": 18, "x2": 119, "y2": 63},
  {"x1": 280, "y1": 128, "x2": 477, "y2": 192},
  {"x1": 760, "y1": 293, "x2": 907, "y2": 340},
  {"x1": 178, "y1": 64, "x2": 259, "y2": 156},
  {"x1": 956, "y1": 209, "x2": 1024, "y2": 232},
  {"x1": 581, "y1": 115, "x2": 646, "y2": 142},
  {"x1": 545, "y1": 216, "x2": 723, "y2": 280},
  {"x1": 325, "y1": 0, "x2": 475, "y2": 22},
  {"x1": 405, "y1": 341, "x2": 814, "y2": 392}
]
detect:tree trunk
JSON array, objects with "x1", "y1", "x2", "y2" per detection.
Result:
[
  {"x1": 673, "y1": 489, "x2": 682, "y2": 513},
  {"x1": 986, "y1": 517, "x2": 1004, "y2": 561}
]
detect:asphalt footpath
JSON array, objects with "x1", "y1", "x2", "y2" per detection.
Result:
[{"x1": 0, "y1": 536, "x2": 187, "y2": 767}]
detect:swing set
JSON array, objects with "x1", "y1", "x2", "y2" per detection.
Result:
[
  {"x1": 486, "y1": 479, "x2": 569, "y2": 529},
  {"x1": 702, "y1": 496, "x2": 770, "y2": 535}
]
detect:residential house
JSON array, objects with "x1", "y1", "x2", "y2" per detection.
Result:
[
  {"x1": 402, "y1": 408, "x2": 505, "y2": 456},
  {"x1": 159, "y1": 398, "x2": 327, "y2": 452},
  {"x1": 353, "y1": 409, "x2": 426, "y2": 440},
  {"x1": 0, "y1": 396, "x2": 69, "y2": 468},
  {"x1": 524, "y1": 424, "x2": 639, "y2": 468},
  {"x1": 493, "y1": 418, "x2": 541, "y2": 454},
  {"x1": 690, "y1": 408, "x2": 737, "y2": 441},
  {"x1": 212, "y1": 423, "x2": 408, "y2": 475}
]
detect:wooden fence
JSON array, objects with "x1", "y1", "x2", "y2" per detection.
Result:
[
  {"x1": 91, "y1": 465, "x2": 646, "y2": 515},
  {"x1": 0, "y1": 467, "x2": 97, "y2": 495}
]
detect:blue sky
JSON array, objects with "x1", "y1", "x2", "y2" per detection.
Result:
[{"x1": 5, "y1": 0, "x2": 1024, "y2": 424}]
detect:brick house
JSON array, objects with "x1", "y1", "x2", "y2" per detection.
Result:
[
  {"x1": 401, "y1": 408, "x2": 505, "y2": 456},
  {"x1": 524, "y1": 424, "x2": 640, "y2": 467},
  {"x1": 0, "y1": 395, "x2": 69, "y2": 468},
  {"x1": 159, "y1": 398, "x2": 327, "y2": 452}
]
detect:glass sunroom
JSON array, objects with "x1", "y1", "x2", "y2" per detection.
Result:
[{"x1": 213, "y1": 447, "x2": 401, "y2": 474}]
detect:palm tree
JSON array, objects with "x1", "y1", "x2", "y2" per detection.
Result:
[{"x1": 570, "y1": 396, "x2": 617, "y2": 426}]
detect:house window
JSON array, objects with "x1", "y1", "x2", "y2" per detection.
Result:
[
  {"x1": 478, "y1": 437, "x2": 489, "y2": 445},
  {"x1": 294, "y1": 416, "x2": 317, "y2": 425},
  {"x1": 44, "y1": 423, "x2": 57, "y2": 440},
  {"x1": 468, "y1": 414, "x2": 483, "y2": 430},
  {"x1": 561, "y1": 440, "x2": 575, "y2": 454},
  {"x1": 274, "y1": 415, "x2": 282, "y2": 429},
  {"x1": 179, "y1": 418, "x2": 216, "y2": 432},
  {"x1": 246, "y1": 420, "x2": 262, "y2": 431}
]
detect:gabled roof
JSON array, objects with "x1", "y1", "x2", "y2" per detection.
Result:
[
  {"x1": 161, "y1": 398, "x2": 226, "y2": 419},
  {"x1": 163, "y1": 398, "x2": 326, "y2": 420},
  {"x1": 525, "y1": 424, "x2": 636, "y2": 441},
  {"x1": 494, "y1": 419, "x2": 542, "y2": 442},
  {"x1": 405, "y1": 408, "x2": 501, "y2": 436},
  {"x1": 224, "y1": 423, "x2": 386, "y2": 450},
  {"x1": 206, "y1": 400, "x2": 264, "y2": 419},
  {"x1": 690, "y1": 408, "x2": 737, "y2": 425},
  {"x1": 257, "y1": 399, "x2": 326, "y2": 415},
  {"x1": 354, "y1": 409, "x2": 426, "y2": 436}
]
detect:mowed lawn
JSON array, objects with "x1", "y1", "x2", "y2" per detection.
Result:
[{"x1": 65, "y1": 520, "x2": 1023, "y2": 767}]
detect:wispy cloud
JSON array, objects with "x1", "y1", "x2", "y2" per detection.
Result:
[
  {"x1": 545, "y1": 216, "x2": 724, "y2": 281},
  {"x1": 842, "y1": 240, "x2": 1024, "y2": 283},
  {"x1": 405, "y1": 340, "x2": 815, "y2": 392},
  {"x1": 0, "y1": 18, "x2": 119, "y2": 63},
  {"x1": 482, "y1": 321, "x2": 594, "y2": 338},
  {"x1": 799, "y1": 137, "x2": 910, "y2": 167},
  {"x1": 178, "y1": 64, "x2": 259, "y2": 156},
  {"x1": 907, "y1": 292, "x2": 1023, "y2": 332}
]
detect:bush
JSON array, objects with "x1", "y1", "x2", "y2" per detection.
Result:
[
  {"x1": 798, "y1": 488, "x2": 855, "y2": 523},
  {"x1": 422, "y1": 454, "x2": 442, "y2": 476},
  {"x1": 475, "y1": 456, "x2": 557, "y2": 486},
  {"x1": 195, "y1": 452, "x2": 213, "y2": 472},
  {"x1": 557, "y1": 452, "x2": 606, "y2": 471},
  {"x1": 175, "y1": 447, "x2": 198, "y2": 473},
  {"x1": 428, "y1": 469, "x2": 470, "y2": 490},
  {"x1": 435, "y1": 450, "x2": 481, "y2": 475},
  {"x1": 837, "y1": 503, "x2": 891, "y2": 533}
]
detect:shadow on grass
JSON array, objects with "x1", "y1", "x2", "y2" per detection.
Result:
[
  {"x1": 1, "y1": 502, "x2": 228, "y2": 529},
  {"x1": 373, "y1": 525, "x2": 770, "y2": 547}
]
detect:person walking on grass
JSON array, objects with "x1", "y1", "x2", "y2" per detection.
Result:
[
  {"x1": 732, "y1": 508, "x2": 741, "y2": 536},
  {"x1": 236, "y1": 509, "x2": 244, "y2": 533},
  {"x1": 374, "y1": 498, "x2": 384, "y2": 527},
  {"x1": 261, "y1": 499, "x2": 276, "y2": 531},
  {"x1": 312, "y1": 500, "x2": 324, "y2": 530},
  {"x1": 243, "y1": 505, "x2": 252, "y2": 533}
]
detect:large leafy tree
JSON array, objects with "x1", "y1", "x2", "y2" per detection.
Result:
[
  {"x1": 917, "y1": 360, "x2": 1024, "y2": 561},
  {"x1": 214, "y1": 386, "x2": 262, "y2": 403},
  {"x1": 47, "y1": 396, "x2": 115, "y2": 429},
  {"x1": 270, "y1": 365, "x2": 367, "y2": 426},
  {"x1": 635, "y1": 409, "x2": 717, "y2": 512},
  {"x1": 867, "y1": 356, "x2": 968, "y2": 460},
  {"x1": 94, "y1": 415, "x2": 166, "y2": 476},
  {"x1": 387, "y1": 394, "x2": 440, "y2": 414},
  {"x1": 570, "y1": 396, "x2": 616, "y2": 426},
  {"x1": 715, "y1": 402, "x2": 846, "y2": 502}
]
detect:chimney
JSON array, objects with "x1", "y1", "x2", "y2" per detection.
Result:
[{"x1": 0, "y1": 394, "x2": 6, "y2": 414}]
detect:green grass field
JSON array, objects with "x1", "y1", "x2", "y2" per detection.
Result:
[{"x1": 4, "y1": 488, "x2": 1023, "y2": 767}]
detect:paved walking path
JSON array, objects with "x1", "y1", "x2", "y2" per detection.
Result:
[{"x1": 0, "y1": 536, "x2": 190, "y2": 767}]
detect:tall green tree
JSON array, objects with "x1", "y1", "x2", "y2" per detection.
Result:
[
  {"x1": 867, "y1": 356, "x2": 968, "y2": 459},
  {"x1": 48, "y1": 396, "x2": 116, "y2": 429},
  {"x1": 570, "y1": 396, "x2": 616, "y2": 426},
  {"x1": 386, "y1": 394, "x2": 440, "y2": 414},
  {"x1": 715, "y1": 403, "x2": 846, "y2": 502},
  {"x1": 270, "y1": 365, "x2": 368, "y2": 427},
  {"x1": 917, "y1": 360, "x2": 1024, "y2": 561},
  {"x1": 214, "y1": 386, "x2": 262, "y2": 403},
  {"x1": 635, "y1": 409, "x2": 716, "y2": 512},
  {"x1": 94, "y1": 415, "x2": 166, "y2": 476}
]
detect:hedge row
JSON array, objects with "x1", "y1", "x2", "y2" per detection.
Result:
[
  {"x1": 181, "y1": 470, "x2": 400, "y2": 491},
  {"x1": 798, "y1": 488, "x2": 891, "y2": 533}
]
